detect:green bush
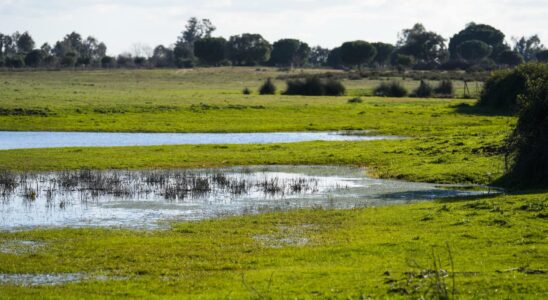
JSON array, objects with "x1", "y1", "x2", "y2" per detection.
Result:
[
  {"x1": 259, "y1": 78, "x2": 276, "y2": 95},
  {"x1": 242, "y1": 87, "x2": 251, "y2": 95},
  {"x1": 478, "y1": 63, "x2": 548, "y2": 113},
  {"x1": 373, "y1": 81, "x2": 408, "y2": 97},
  {"x1": 412, "y1": 80, "x2": 433, "y2": 98},
  {"x1": 503, "y1": 75, "x2": 548, "y2": 187},
  {"x1": 434, "y1": 80, "x2": 454, "y2": 97},
  {"x1": 283, "y1": 77, "x2": 345, "y2": 96}
]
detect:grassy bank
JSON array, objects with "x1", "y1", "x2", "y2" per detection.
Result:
[{"x1": 0, "y1": 192, "x2": 546, "y2": 299}]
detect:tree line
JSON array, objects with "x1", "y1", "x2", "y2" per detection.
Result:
[{"x1": 1, "y1": 18, "x2": 547, "y2": 70}]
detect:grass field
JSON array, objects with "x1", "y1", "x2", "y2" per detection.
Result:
[{"x1": 0, "y1": 68, "x2": 545, "y2": 299}]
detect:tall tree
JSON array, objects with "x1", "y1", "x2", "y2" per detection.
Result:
[
  {"x1": 308, "y1": 46, "x2": 329, "y2": 67},
  {"x1": 270, "y1": 39, "x2": 310, "y2": 67},
  {"x1": 397, "y1": 23, "x2": 447, "y2": 64},
  {"x1": 227, "y1": 33, "x2": 271, "y2": 66},
  {"x1": 151, "y1": 45, "x2": 174, "y2": 68},
  {"x1": 513, "y1": 35, "x2": 544, "y2": 62},
  {"x1": 16, "y1": 31, "x2": 34, "y2": 54},
  {"x1": 371, "y1": 42, "x2": 395, "y2": 67},
  {"x1": 456, "y1": 40, "x2": 493, "y2": 64},
  {"x1": 194, "y1": 37, "x2": 227, "y2": 65},
  {"x1": 449, "y1": 23, "x2": 509, "y2": 62},
  {"x1": 340, "y1": 40, "x2": 377, "y2": 69},
  {"x1": 326, "y1": 47, "x2": 343, "y2": 68}
]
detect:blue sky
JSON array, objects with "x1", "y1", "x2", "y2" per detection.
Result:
[{"x1": 1, "y1": 0, "x2": 547, "y2": 55}]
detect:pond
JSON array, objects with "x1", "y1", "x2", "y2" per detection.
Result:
[
  {"x1": 0, "y1": 166, "x2": 492, "y2": 230},
  {"x1": 0, "y1": 131, "x2": 400, "y2": 150}
]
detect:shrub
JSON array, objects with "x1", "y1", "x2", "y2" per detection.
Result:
[
  {"x1": 242, "y1": 87, "x2": 251, "y2": 95},
  {"x1": 324, "y1": 79, "x2": 346, "y2": 96},
  {"x1": 347, "y1": 97, "x2": 363, "y2": 104},
  {"x1": 373, "y1": 81, "x2": 408, "y2": 97},
  {"x1": 503, "y1": 75, "x2": 548, "y2": 187},
  {"x1": 412, "y1": 80, "x2": 433, "y2": 98},
  {"x1": 478, "y1": 63, "x2": 548, "y2": 112},
  {"x1": 434, "y1": 80, "x2": 454, "y2": 97},
  {"x1": 259, "y1": 78, "x2": 276, "y2": 95},
  {"x1": 283, "y1": 76, "x2": 345, "y2": 96}
]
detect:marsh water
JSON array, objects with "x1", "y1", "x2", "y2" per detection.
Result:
[
  {"x1": 0, "y1": 131, "x2": 400, "y2": 150},
  {"x1": 0, "y1": 166, "x2": 490, "y2": 230}
]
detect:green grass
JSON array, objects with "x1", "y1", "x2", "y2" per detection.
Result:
[
  {"x1": 0, "y1": 193, "x2": 546, "y2": 299},
  {"x1": 0, "y1": 68, "x2": 544, "y2": 298}
]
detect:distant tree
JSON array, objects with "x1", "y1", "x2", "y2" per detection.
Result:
[
  {"x1": 101, "y1": 56, "x2": 116, "y2": 68},
  {"x1": 498, "y1": 50, "x2": 524, "y2": 67},
  {"x1": 60, "y1": 52, "x2": 77, "y2": 67},
  {"x1": 130, "y1": 43, "x2": 153, "y2": 58},
  {"x1": 16, "y1": 31, "x2": 34, "y2": 54},
  {"x1": 151, "y1": 45, "x2": 174, "y2": 68},
  {"x1": 340, "y1": 41, "x2": 377, "y2": 69},
  {"x1": 449, "y1": 23, "x2": 509, "y2": 63},
  {"x1": 227, "y1": 34, "x2": 271, "y2": 66},
  {"x1": 371, "y1": 42, "x2": 395, "y2": 67},
  {"x1": 394, "y1": 54, "x2": 414, "y2": 70},
  {"x1": 2, "y1": 34, "x2": 16, "y2": 56},
  {"x1": 308, "y1": 46, "x2": 329, "y2": 67},
  {"x1": 270, "y1": 39, "x2": 310, "y2": 67},
  {"x1": 5, "y1": 55, "x2": 24, "y2": 68},
  {"x1": 24, "y1": 49, "x2": 44, "y2": 67},
  {"x1": 513, "y1": 35, "x2": 544, "y2": 62},
  {"x1": 537, "y1": 50, "x2": 548, "y2": 62},
  {"x1": 194, "y1": 37, "x2": 227, "y2": 65},
  {"x1": 40, "y1": 43, "x2": 52, "y2": 55},
  {"x1": 456, "y1": 40, "x2": 492, "y2": 64},
  {"x1": 53, "y1": 32, "x2": 84, "y2": 59},
  {"x1": 117, "y1": 53, "x2": 134, "y2": 68},
  {"x1": 174, "y1": 18, "x2": 215, "y2": 67},
  {"x1": 80, "y1": 36, "x2": 106, "y2": 66},
  {"x1": 326, "y1": 47, "x2": 343, "y2": 68},
  {"x1": 397, "y1": 23, "x2": 447, "y2": 64}
]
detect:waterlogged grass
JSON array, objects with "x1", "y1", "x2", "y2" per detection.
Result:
[
  {"x1": 0, "y1": 193, "x2": 546, "y2": 299},
  {"x1": 0, "y1": 138, "x2": 504, "y2": 184},
  {"x1": 1, "y1": 68, "x2": 542, "y2": 298}
]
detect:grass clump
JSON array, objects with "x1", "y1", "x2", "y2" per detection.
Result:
[
  {"x1": 283, "y1": 76, "x2": 345, "y2": 96},
  {"x1": 434, "y1": 80, "x2": 454, "y2": 98},
  {"x1": 242, "y1": 87, "x2": 252, "y2": 95},
  {"x1": 347, "y1": 97, "x2": 363, "y2": 104},
  {"x1": 373, "y1": 81, "x2": 408, "y2": 97},
  {"x1": 259, "y1": 78, "x2": 276, "y2": 95},
  {"x1": 411, "y1": 80, "x2": 433, "y2": 98}
]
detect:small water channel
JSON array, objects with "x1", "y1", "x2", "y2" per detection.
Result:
[
  {"x1": 0, "y1": 131, "x2": 400, "y2": 150},
  {"x1": 0, "y1": 166, "x2": 491, "y2": 230}
]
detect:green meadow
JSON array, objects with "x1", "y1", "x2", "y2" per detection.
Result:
[{"x1": 0, "y1": 68, "x2": 545, "y2": 299}]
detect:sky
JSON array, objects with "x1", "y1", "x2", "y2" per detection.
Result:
[{"x1": 1, "y1": 0, "x2": 547, "y2": 55}]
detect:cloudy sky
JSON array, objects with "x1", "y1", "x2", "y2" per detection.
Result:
[{"x1": 1, "y1": 0, "x2": 547, "y2": 55}]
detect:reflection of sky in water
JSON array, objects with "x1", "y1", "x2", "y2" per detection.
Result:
[
  {"x1": 0, "y1": 166, "x2": 490, "y2": 230},
  {"x1": 0, "y1": 131, "x2": 401, "y2": 150}
]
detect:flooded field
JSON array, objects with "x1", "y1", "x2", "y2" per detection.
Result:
[
  {"x1": 0, "y1": 166, "x2": 492, "y2": 230},
  {"x1": 0, "y1": 131, "x2": 400, "y2": 150}
]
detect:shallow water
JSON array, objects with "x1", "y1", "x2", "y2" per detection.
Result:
[
  {"x1": 0, "y1": 166, "x2": 491, "y2": 230},
  {"x1": 0, "y1": 131, "x2": 399, "y2": 150}
]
